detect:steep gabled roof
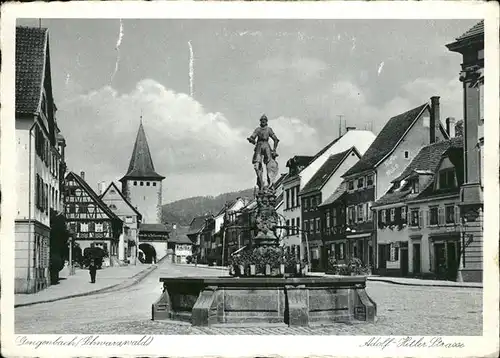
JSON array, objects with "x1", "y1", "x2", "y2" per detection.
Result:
[
  {"x1": 446, "y1": 20, "x2": 485, "y2": 52},
  {"x1": 393, "y1": 137, "x2": 463, "y2": 183},
  {"x1": 66, "y1": 172, "x2": 121, "y2": 221},
  {"x1": 120, "y1": 122, "x2": 165, "y2": 181},
  {"x1": 272, "y1": 173, "x2": 289, "y2": 190},
  {"x1": 373, "y1": 137, "x2": 464, "y2": 207},
  {"x1": 169, "y1": 235, "x2": 193, "y2": 245},
  {"x1": 311, "y1": 137, "x2": 342, "y2": 163},
  {"x1": 186, "y1": 214, "x2": 212, "y2": 235},
  {"x1": 300, "y1": 147, "x2": 358, "y2": 196},
  {"x1": 139, "y1": 223, "x2": 170, "y2": 233},
  {"x1": 456, "y1": 20, "x2": 484, "y2": 42},
  {"x1": 16, "y1": 26, "x2": 48, "y2": 115},
  {"x1": 318, "y1": 181, "x2": 347, "y2": 207},
  {"x1": 342, "y1": 104, "x2": 428, "y2": 177},
  {"x1": 100, "y1": 182, "x2": 142, "y2": 220}
]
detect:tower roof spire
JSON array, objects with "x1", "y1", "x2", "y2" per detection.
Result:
[{"x1": 120, "y1": 120, "x2": 165, "y2": 182}]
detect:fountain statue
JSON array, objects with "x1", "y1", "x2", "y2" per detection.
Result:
[{"x1": 152, "y1": 114, "x2": 377, "y2": 327}]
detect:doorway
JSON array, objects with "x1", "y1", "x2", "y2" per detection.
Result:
[
  {"x1": 412, "y1": 243, "x2": 421, "y2": 274},
  {"x1": 401, "y1": 248, "x2": 409, "y2": 276},
  {"x1": 446, "y1": 241, "x2": 459, "y2": 281},
  {"x1": 378, "y1": 244, "x2": 387, "y2": 269},
  {"x1": 434, "y1": 243, "x2": 447, "y2": 279}
]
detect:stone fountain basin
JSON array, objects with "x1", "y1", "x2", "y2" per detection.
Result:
[{"x1": 152, "y1": 276, "x2": 377, "y2": 327}]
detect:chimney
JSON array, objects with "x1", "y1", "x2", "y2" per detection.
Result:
[
  {"x1": 430, "y1": 96, "x2": 440, "y2": 143},
  {"x1": 446, "y1": 117, "x2": 456, "y2": 138},
  {"x1": 80, "y1": 171, "x2": 85, "y2": 180},
  {"x1": 346, "y1": 126, "x2": 356, "y2": 132}
]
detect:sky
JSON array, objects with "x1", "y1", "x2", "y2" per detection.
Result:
[{"x1": 18, "y1": 18, "x2": 478, "y2": 203}]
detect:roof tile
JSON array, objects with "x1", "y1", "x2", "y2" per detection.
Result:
[
  {"x1": 373, "y1": 137, "x2": 463, "y2": 207},
  {"x1": 456, "y1": 20, "x2": 484, "y2": 41},
  {"x1": 300, "y1": 148, "x2": 355, "y2": 196},
  {"x1": 16, "y1": 26, "x2": 48, "y2": 114},
  {"x1": 343, "y1": 104, "x2": 428, "y2": 177},
  {"x1": 121, "y1": 122, "x2": 165, "y2": 181},
  {"x1": 318, "y1": 181, "x2": 347, "y2": 207}
]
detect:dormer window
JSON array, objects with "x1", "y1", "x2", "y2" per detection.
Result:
[
  {"x1": 109, "y1": 204, "x2": 117, "y2": 210},
  {"x1": 438, "y1": 169, "x2": 456, "y2": 189},
  {"x1": 411, "y1": 180, "x2": 419, "y2": 193}
]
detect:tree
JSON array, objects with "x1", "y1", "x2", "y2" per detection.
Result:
[{"x1": 49, "y1": 210, "x2": 70, "y2": 284}]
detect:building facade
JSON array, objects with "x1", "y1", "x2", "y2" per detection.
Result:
[
  {"x1": 373, "y1": 137, "x2": 463, "y2": 279},
  {"x1": 187, "y1": 214, "x2": 212, "y2": 263},
  {"x1": 100, "y1": 182, "x2": 142, "y2": 263},
  {"x1": 282, "y1": 130, "x2": 375, "y2": 258},
  {"x1": 15, "y1": 26, "x2": 67, "y2": 293},
  {"x1": 64, "y1": 171, "x2": 123, "y2": 259},
  {"x1": 318, "y1": 182, "x2": 348, "y2": 265},
  {"x1": 446, "y1": 20, "x2": 485, "y2": 282},
  {"x1": 342, "y1": 98, "x2": 450, "y2": 268},
  {"x1": 299, "y1": 147, "x2": 361, "y2": 271}
]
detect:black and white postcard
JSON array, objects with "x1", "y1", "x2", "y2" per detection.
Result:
[{"x1": 1, "y1": 1, "x2": 499, "y2": 357}]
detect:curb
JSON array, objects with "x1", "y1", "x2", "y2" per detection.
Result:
[
  {"x1": 14, "y1": 265, "x2": 158, "y2": 308},
  {"x1": 101, "y1": 264, "x2": 159, "y2": 293},
  {"x1": 367, "y1": 277, "x2": 483, "y2": 289}
]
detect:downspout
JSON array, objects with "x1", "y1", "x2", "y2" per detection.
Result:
[{"x1": 27, "y1": 120, "x2": 38, "y2": 290}]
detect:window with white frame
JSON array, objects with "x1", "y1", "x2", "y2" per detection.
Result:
[
  {"x1": 326, "y1": 210, "x2": 331, "y2": 229},
  {"x1": 390, "y1": 208, "x2": 395, "y2": 222},
  {"x1": 410, "y1": 209, "x2": 419, "y2": 227},
  {"x1": 95, "y1": 223, "x2": 103, "y2": 232},
  {"x1": 316, "y1": 218, "x2": 321, "y2": 233},
  {"x1": 125, "y1": 216, "x2": 134, "y2": 224},
  {"x1": 381, "y1": 209, "x2": 386, "y2": 223},
  {"x1": 401, "y1": 206, "x2": 407, "y2": 220},
  {"x1": 80, "y1": 222, "x2": 89, "y2": 232},
  {"x1": 445, "y1": 205, "x2": 455, "y2": 224},
  {"x1": 332, "y1": 208, "x2": 337, "y2": 226},
  {"x1": 367, "y1": 202, "x2": 373, "y2": 221},
  {"x1": 357, "y1": 204, "x2": 364, "y2": 222},
  {"x1": 389, "y1": 243, "x2": 399, "y2": 261}
]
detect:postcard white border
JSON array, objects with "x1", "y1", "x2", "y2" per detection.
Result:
[{"x1": 1, "y1": 1, "x2": 499, "y2": 357}]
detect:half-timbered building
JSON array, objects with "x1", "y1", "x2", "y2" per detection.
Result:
[
  {"x1": 100, "y1": 182, "x2": 142, "y2": 264},
  {"x1": 64, "y1": 171, "x2": 123, "y2": 259}
]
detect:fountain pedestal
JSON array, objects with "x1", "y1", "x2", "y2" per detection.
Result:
[{"x1": 152, "y1": 276, "x2": 376, "y2": 326}]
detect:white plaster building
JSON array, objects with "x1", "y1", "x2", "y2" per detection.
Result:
[{"x1": 15, "y1": 26, "x2": 67, "y2": 293}]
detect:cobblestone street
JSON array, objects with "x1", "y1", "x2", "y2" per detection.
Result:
[{"x1": 15, "y1": 262, "x2": 482, "y2": 335}]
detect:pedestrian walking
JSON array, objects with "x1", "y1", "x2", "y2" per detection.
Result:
[{"x1": 89, "y1": 259, "x2": 97, "y2": 283}]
